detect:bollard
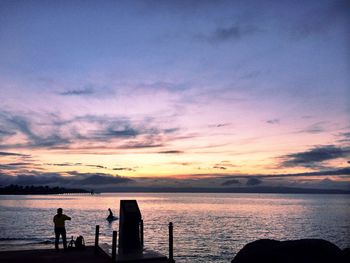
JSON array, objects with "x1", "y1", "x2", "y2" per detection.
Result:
[
  {"x1": 112, "y1": 231, "x2": 117, "y2": 261},
  {"x1": 95, "y1": 225, "x2": 100, "y2": 254},
  {"x1": 169, "y1": 222, "x2": 175, "y2": 263},
  {"x1": 140, "y1": 219, "x2": 144, "y2": 247}
]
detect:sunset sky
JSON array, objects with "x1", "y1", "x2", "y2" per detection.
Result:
[{"x1": 0, "y1": 0, "x2": 349, "y2": 190}]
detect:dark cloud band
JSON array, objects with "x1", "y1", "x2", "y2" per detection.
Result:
[{"x1": 280, "y1": 145, "x2": 350, "y2": 168}]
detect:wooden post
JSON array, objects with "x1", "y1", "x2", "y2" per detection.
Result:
[
  {"x1": 112, "y1": 230, "x2": 117, "y2": 262},
  {"x1": 140, "y1": 219, "x2": 144, "y2": 247},
  {"x1": 95, "y1": 225, "x2": 100, "y2": 254},
  {"x1": 169, "y1": 222, "x2": 175, "y2": 263}
]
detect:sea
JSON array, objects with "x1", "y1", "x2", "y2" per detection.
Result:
[{"x1": 0, "y1": 193, "x2": 349, "y2": 262}]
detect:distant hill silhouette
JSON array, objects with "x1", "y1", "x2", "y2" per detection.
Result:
[
  {"x1": 94, "y1": 186, "x2": 350, "y2": 194},
  {"x1": 0, "y1": 184, "x2": 89, "y2": 195}
]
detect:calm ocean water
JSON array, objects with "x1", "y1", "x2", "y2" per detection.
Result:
[{"x1": 0, "y1": 193, "x2": 349, "y2": 262}]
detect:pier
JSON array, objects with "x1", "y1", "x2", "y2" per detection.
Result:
[
  {"x1": 95, "y1": 200, "x2": 174, "y2": 262},
  {"x1": 0, "y1": 200, "x2": 175, "y2": 263}
]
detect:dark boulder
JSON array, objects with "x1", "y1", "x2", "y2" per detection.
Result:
[
  {"x1": 342, "y1": 247, "x2": 350, "y2": 262},
  {"x1": 232, "y1": 239, "x2": 346, "y2": 263}
]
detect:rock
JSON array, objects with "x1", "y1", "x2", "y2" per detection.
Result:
[
  {"x1": 342, "y1": 247, "x2": 350, "y2": 262},
  {"x1": 231, "y1": 239, "x2": 346, "y2": 263}
]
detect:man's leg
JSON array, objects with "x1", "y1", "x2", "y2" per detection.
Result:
[
  {"x1": 62, "y1": 228, "x2": 67, "y2": 250},
  {"x1": 54, "y1": 228, "x2": 60, "y2": 250}
]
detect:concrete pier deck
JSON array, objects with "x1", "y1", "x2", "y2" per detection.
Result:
[
  {"x1": 0, "y1": 246, "x2": 110, "y2": 263},
  {"x1": 99, "y1": 243, "x2": 169, "y2": 262},
  {"x1": 0, "y1": 245, "x2": 170, "y2": 263}
]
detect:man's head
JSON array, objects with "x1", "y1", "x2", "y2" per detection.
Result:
[{"x1": 57, "y1": 208, "x2": 63, "y2": 214}]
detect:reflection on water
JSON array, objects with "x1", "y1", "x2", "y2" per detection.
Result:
[{"x1": 0, "y1": 193, "x2": 349, "y2": 263}]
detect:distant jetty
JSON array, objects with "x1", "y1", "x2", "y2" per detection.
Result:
[{"x1": 0, "y1": 185, "x2": 89, "y2": 195}]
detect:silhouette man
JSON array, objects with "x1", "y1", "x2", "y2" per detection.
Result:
[
  {"x1": 107, "y1": 208, "x2": 114, "y2": 220},
  {"x1": 53, "y1": 208, "x2": 71, "y2": 250}
]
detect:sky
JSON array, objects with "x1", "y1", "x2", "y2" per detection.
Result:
[{"x1": 0, "y1": 0, "x2": 349, "y2": 191}]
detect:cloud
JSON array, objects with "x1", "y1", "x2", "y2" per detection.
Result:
[
  {"x1": 297, "y1": 122, "x2": 326, "y2": 134},
  {"x1": 168, "y1": 162, "x2": 198, "y2": 167},
  {"x1": 158, "y1": 150, "x2": 183, "y2": 154},
  {"x1": 0, "y1": 129, "x2": 16, "y2": 138},
  {"x1": 266, "y1": 119, "x2": 280, "y2": 124},
  {"x1": 257, "y1": 167, "x2": 350, "y2": 179},
  {"x1": 280, "y1": 145, "x2": 350, "y2": 168},
  {"x1": 1, "y1": 113, "x2": 33, "y2": 138},
  {"x1": 32, "y1": 135, "x2": 70, "y2": 148},
  {"x1": 101, "y1": 126, "x2": 139, "y2": 138},
  {"x1": 120, "y1": 141, "x2": 163, "y2": 149},
  {"x1": 45, "y1": 162, "x2": 83, "y2": 166},
  {"x1": 58, "y1": 84, "x2": 115, "y2": 98},
  {"x1": 136, "y1": 81, "x2": 189, "y2": 93},
  {"x1": 113, "y1": 167, "x2": 135, "y2": 171},
  {"x1": 213, "y1": 165, "x2": 227, "y2": 170},
  {"x1": 0, "y1": 172, "x2": 65, "y2": 186},
  {"x1": 0, "y1": 111, "x2": 69, "y2": 149},
  {"x1": 45, "y1": 162, "x2": 108, "y2": 169},
  {"x1": 183, "y1": 167, "x2": 350, "y2": 181},
  {"x1": 0, "y1": 110, "x2": 183, "y2": 150},
  {"x1": 85, "y1": 164, "x2": 107, "y2": 169},
  {"x1": 59, "y1": 87, "x2": 95, "y2": 96},
  {"x1": 0, "y1": 163, "x2": 32, "y2": 170},
  {"x1": 202, "y1": 24, "x2": 259, "y2": 43},
  {"x1": 163, "y1": 128, "x2": 179, "y2": 134},
  {"x1": 291, "y1": 0, "x2": 350, "y2": 39},
  {"x1": 217, "y1": 123, "x2": 230, "y2": 127},
  {"x1": 0, "y1": 151, "x2": 28, "y2": 157},
  {"x1": 66, "y1": 171, "x2": 132, "y2": 185},
  {"x1": 3, "y1": 162, "x2": 31, "y2": 166},
  {"x1": 0, "y1": 171, "x2": 133, "y2": 187},
  {"x1": 73, "y1": 117, "x2": 142, "y2": 141},
  {"x1": 221, "y1": 179, "x2": 240, "y2": 186},
  {"x1": 338, "y1": 132, "x2": 350, "y2": 143},
  {"x1": 213, "y1": 161, "x2": 236, "y2": 169},
  {"x1": 246, "y1": 177, "x2": 262, "y2": 186},
  {"x1": 209, "y1": 123, "x2": 231, "y2": 128}
]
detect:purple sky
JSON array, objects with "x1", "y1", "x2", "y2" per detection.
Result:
[{"x1": 0, "y1": 0, "x2": 349, "y2": 190}]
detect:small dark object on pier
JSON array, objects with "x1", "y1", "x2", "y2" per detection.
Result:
[{"x1": 75, "y1": 235, "x2": 85, "y2": 250}]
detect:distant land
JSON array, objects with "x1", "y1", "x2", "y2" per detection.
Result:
[
  {"x1": 1, "y1": 185, "x2": 349, "y2": 195},
  {"x1": 0, "y1": 185, "x2": 89, "y2": 195},
  {"x1": 99, "y1": 186, "x2": 350, "y2": 194}
]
